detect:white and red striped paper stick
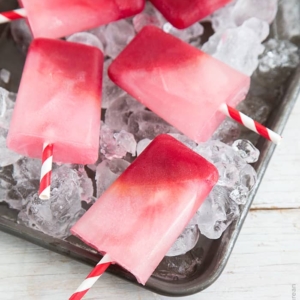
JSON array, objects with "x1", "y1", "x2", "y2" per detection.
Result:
[
  {"x1": 38, "y1": 142, "x2": 53, "y2": 200},
  {"x1": 0, "y1": 8, "x2": 26, "y2": 24},
  {"x1": 69, "y1": 254, "x2": 112, "y2": 300},
  {"x1": 219, "y1": 104, "x2": 282, "y2": 145}
]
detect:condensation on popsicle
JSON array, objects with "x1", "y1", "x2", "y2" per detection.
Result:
[
  {"x1": 150, "y1": 0, "x2": 232, "y2": 29},
  {"x1": 71, "y1": 134, "x2": 219, "y2": 286},
  {"x1": 108, "y1": 25, "x2": 250, "y2": 144},
  {"x1": 18, "y1": 0, "x2": 145, "y2": 39},
  {"x1": 7, "y1": 38, "x2": 103, "y2": 165}
]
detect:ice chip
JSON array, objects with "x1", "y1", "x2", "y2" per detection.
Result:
[
  {"x1": 17, "y1": 165, "x2": 86, "y2": 239},
  {"x1": 242, "y1": 18, "x2": 269, "y2": 42},
  {"x1": 211, "y1": 118, "x2": 241, "y2": 145},
  {"x1": 211, "y1": 0, "x2": 237, "y2": 33},
  {"x1": 239, "y1": 164, "x2": 257, "y2": 191},
  {"x1": 232, "y1": 0, "x2": 278, "y2": 25},
  {"x1": 232, "y1": 139, "x2": 260, "y2": 163},
  {"x1": 102, "y1": 59, "x2": 126, "y2": 109},
  {"x1": 0, "y1": 69, "x2": 11, "y2": 84},
  {"x1": 136, "y1": 138, "x2": 152, "y2": 156},
  {"x1": 113, "y1": 130, "x2": 137, "y2": 157},
  {"x1": 212, "y1": 25, "x2": 265, "y2": 76},
  {"x1": 167, "y1": 133, "x2": 197, "y2": 149},
  {"x1": 104, "y1": 19, "x2": 135, "y2": 59},
  {"x1": 166, "y1": 226, "x2": 200, "y2": 257},
  {"x1": 0, "y1": 129, "x2": 23, "y2": 167},
  {"x1": 127, "y1": 110, "x2": 179, "y2": 141},
  {"x1": 96, "y1": 159, "x2": 130, "y2": 198},
  {"x1": 0, "y1": 87, "x2": 15, "y2": 130},
  {"x1": 229, "y1": 185, "x2": 249, "y2": 205},
  {"x1": 67, "y1": 32, "x2": 104, "y2": 51},
  {"x1": 163, "y1": 22, "x2": 204, "y2": 42},
  {"x1": 77, "y1": 165, "x2": 94, "y2": 204},
  {"x1": 105, "y1": 94, "x2": 145, "y2": 131},
  {"x1": 100, "y1": 123, "x2": 136, "y2": 159}
]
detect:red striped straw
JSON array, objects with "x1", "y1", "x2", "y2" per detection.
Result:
[
  {"x1": 219, "y1": 104, "x2": 282, "y2": 145},
  {"x1": 0, "y1": 8, "x2": 27, "y2": 24},
  {"x1": 38, "y1": 143, "x2": 53, "y2": 200},
  {"x1": 69, "y1": 254, "x2": 112, "y2": 300}
]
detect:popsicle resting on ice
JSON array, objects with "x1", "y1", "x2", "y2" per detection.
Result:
[
  {"x1": 7, "y1": 38, "x2": 103, "y2": 197},
  {"x1": 150, "y1": 0, "x2": 232, "y2": 29},
  {"x1": 109, "y1": 25, "x2": 250, "y2": 144},
  {"x1": 70, "y1": 134, "x2": 219, "y2": 299},
  {"x1": 8, "y1": 0, "x2": 145, "y2": 38}
]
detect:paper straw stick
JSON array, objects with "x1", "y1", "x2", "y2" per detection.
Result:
[
  {"x1": 69, "y1": 254, "x2": 112, "y2": 300},
  {"x1": 38, "y1": 143, "x2": 53, "y2": 200},
  {"x1": 219, "y1": 104, "x2": 282, "y2": 145},
  {"x1": 0, "y1": 8, "x2": 26, "y2": 24}
]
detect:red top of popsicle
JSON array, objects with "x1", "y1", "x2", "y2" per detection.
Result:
[
  {"x1": 150, "y1": 0, "x2": 232, "y2": 29},
  {"x1": 120, "y1": 134, "x2": 219, "y2": 186}
]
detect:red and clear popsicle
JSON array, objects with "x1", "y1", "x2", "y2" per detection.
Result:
[
  {"x1": 7, "y1": 38, "x2": 103, "y2": 198},
  {"x1": 109, "y1": 26, "x2": 281, "y2": 145},
  {"x1": 1, "y1": 0, "x2": 145, "y2": 39},
  {"x1": 70, "y1": 134, "x2": 219, "y2": 298}
]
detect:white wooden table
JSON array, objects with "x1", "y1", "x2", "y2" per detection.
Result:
[{"x1": 1, "y1": 99, "x2": 300, "y2": 300}]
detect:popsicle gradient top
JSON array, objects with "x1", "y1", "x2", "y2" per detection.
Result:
[
  {"x1": 7, "y1": 38, "x2": 103, "y2": 164},
  {"x1": 150, "y1": 0, "x2": 232, "y2": 28},
  {"x1": 20, "y1": 0, "x2": 145, "y2": 39},
  {"x1": 71, "y1": 134, "x2": 219, "y2": 285},
  {"x1": 109, "y1": 26, "x2": 250, "y2": 144}
]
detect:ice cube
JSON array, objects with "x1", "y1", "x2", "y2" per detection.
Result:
[
  {"x1": 17, "y1": 165, "x2": 86, "y2": 239},
  {"x1": 166, "y1": 226, "x2": 200, "y2": 257},
  {"x1": 133, "y1": 2, "x2": 165, "y2": 32},
  {"x1": 95, "y1": 159, "x2": 130, "y2": 198},
  {"x1": 67, "y1": 32, "x2": 104, "y2": 51},
  {"x1": 192, "y1": 140, "x2": 257, "y2": 239},
  {"x1": 104, "y1": 19, "x2": 135, "y2": 59},
  {"x1": 163, "y1": 22, "x2": 204, "y2": 42},
  {"x1": 0, "y1": 129, "x2": 22, "y2": 167},
  {"x1": 232, "y1": 139, "x2": 260, "y2": 163},
  {"x1": 77, "y1": 165, "x2": 94, "y2": 204},
  {"x1": 88, "y1": 25, "x2": 107, "y2": 49},
  {"x1": 232, "y1": 0, "x2": 278, "y2": 25},
  {"x1": 102, "y1": 59, "x2": 126, "y2": 109},
  {"x1": 212, "y1": 24, "x2": 265, "y2": 76},
  {"x1": 104, "y1": 94, "x2": 145, "y2": 131},
  {"x1": 0, "y1": 69, "x2": 11, "y2": 84},
  {"x1": 167, "y1": 133, "x2": 197, "y2": 149},
  {"x1": 197, "y1": 186, "x2": 240, "y2": 239},
  {"x1": 242, "y1": 18, "x2": 269, "y2": 42},
  {"x1": 133, "y1": 13, "x2": 162, "y2": 32},
  {"x1": 0, "y1": 87, "x2": 15, "y2": 130},
  {"x1": 211, "y1": 118, "x2": 241, "y2": 145},
  {"x1": 136, "y1": 138, "x2": 152, "y2": 156},
  {"x1": 100, "y1": 122, "x2": 136, "y2": 159},
  {"x1": 211, "y1": 0, "x2": 237, "y2": 33},
  {"x1": 127, "y1": 110, "x2": 179, "y2": 141}
]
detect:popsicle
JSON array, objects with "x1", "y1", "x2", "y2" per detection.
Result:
[
  {"x1": 7, "y1": 38, "x2": 103, "y2": 197},
  {"x1": 108, "y1": 25, "x2": 250, "y2": 144},
  {"x1": 149, "y1": 0, "x2": 232, "y2": 29},
  {"x1": 8, "y1": 0, "x2": 145, "y2": 39},
  {"x1": 70, "y1": 134, "x2": 219, "y2": 298}
]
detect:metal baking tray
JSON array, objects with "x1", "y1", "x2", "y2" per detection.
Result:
[{"x1": 1, "y1": 1, "x2": 300, "y2": 297}]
